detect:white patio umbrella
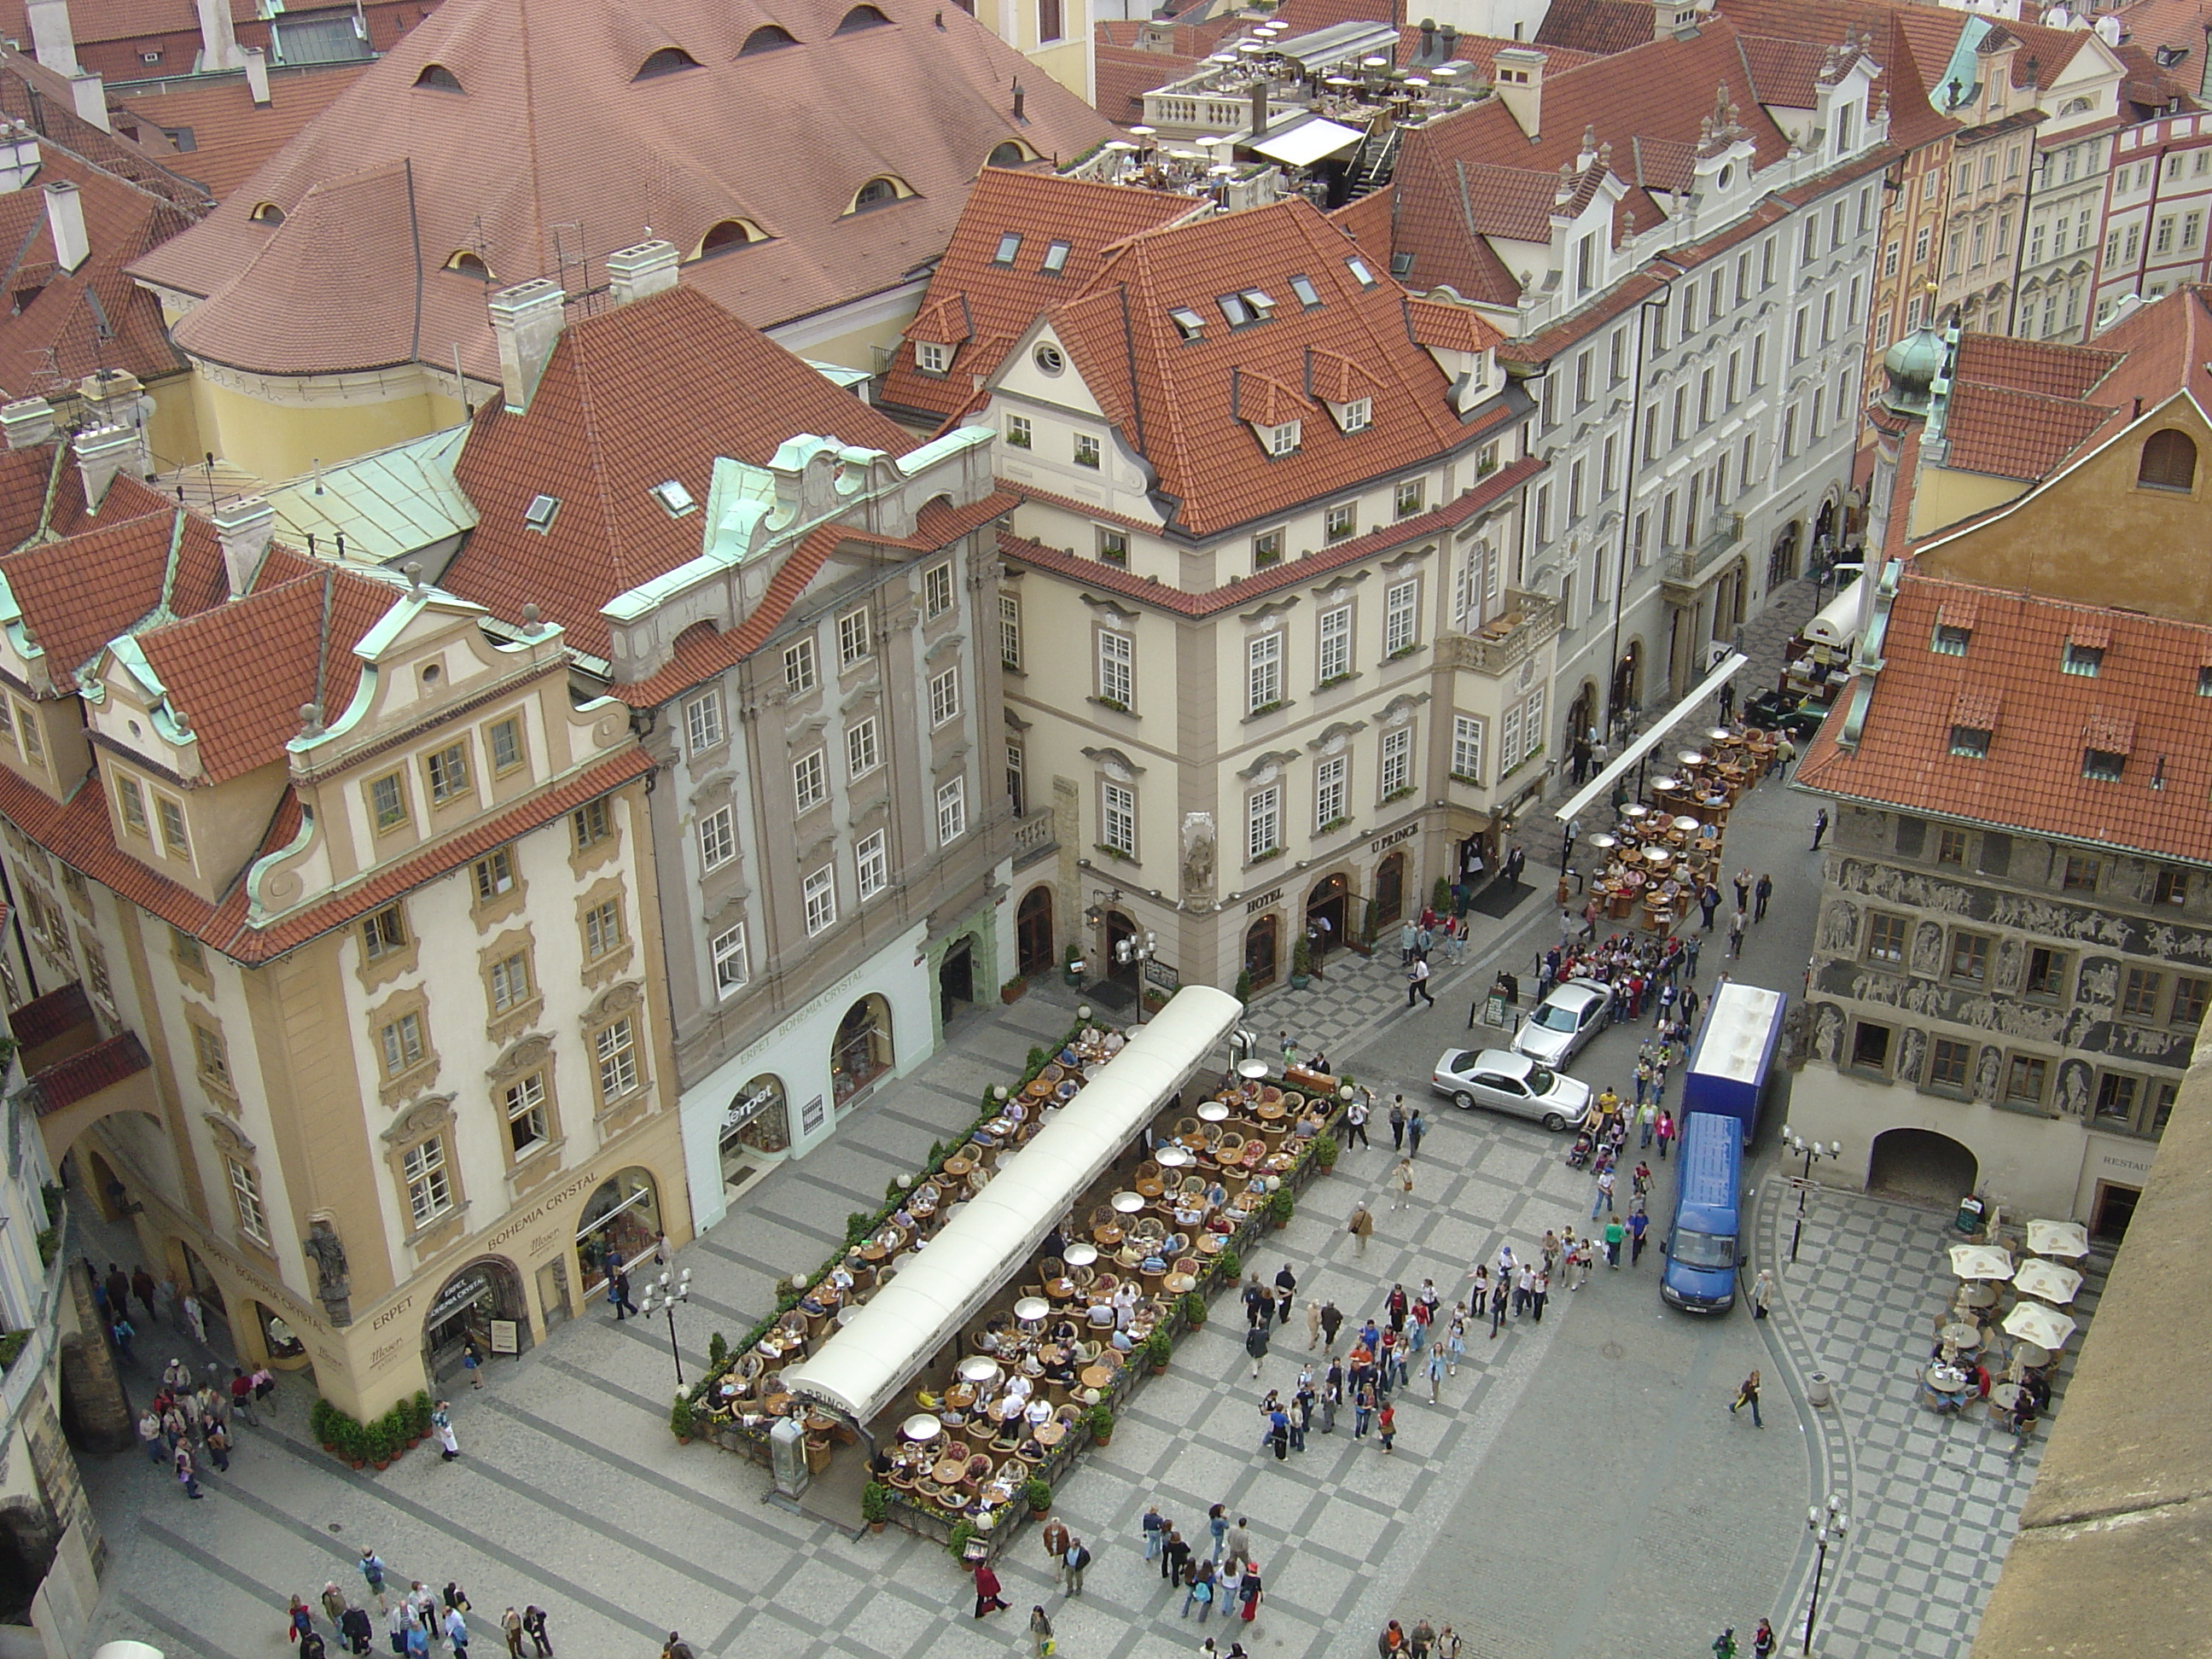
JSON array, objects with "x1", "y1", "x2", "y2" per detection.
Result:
[
  {"x1": 2011, "y1": 1258, "x2": 2082, "y2": 1306},
  {"x1": 2002, "y1": 1301, "x2": 2076, "y2": 1352},
  {"x1": 1947, "y1": 1243, "x2": 2015, "y2": 1281},
  {"x1": 2026, "y1": 1219, "x2": 2091, "y2": 1260}
]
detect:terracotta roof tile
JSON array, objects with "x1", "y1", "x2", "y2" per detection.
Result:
[
  {"x1": 880, "y1": 170, "x2": 1202, "y2": 423},
  {"x1": 1952, "y1": 332, "x2": 2124, "y2": 401},
  {"x1": 1272, "y1": 0, "x2": 1396, "y2": 34},
  {"x1": 1941, "y1": 381, "x2": 2118, "y2": 479},
  {"x1": 1534, "y1": 0, "x2": 1663, "y2": 57},
  {"x1": 111, "y1": 65, "x2": 370, "y2": 201},
  {"x1": 0, "y1": 506, "x2": 230, "y2": 684},
  {"x1": 1398, "y1": 28, "x2": 1601, "y2": 74},
  {"x1": 129, "y1": 0, "x2": 1115, "y2": 370},
  {"x1": 21, "y1": 1031, "x2": 149, "y2": 1115},
  {"x1": 441, "y1": 284, "x2": 917, "y2": 658},
  {"x1": 1951, "y1": 687, "x2": 2001, "y2": 730},
  {"x1": 1039, "y1": 195, "x2": 1517, "y2": 539},
  {"x1": 0, "y1": 0, "x2": 260, "y2": 48},
  {"x1": 1796, "y1": 574, "x2": 2212, "y2": 864},
  {"x1": 8, "y1": 979, "x2": 90, "y2": 1047},
  {"x1": 1092, "y1": 41, "x2": 1204, "y2": 123}
]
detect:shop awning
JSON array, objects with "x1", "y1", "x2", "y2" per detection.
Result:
[
  {"x1": 778, "y1": 985, "x2": 1243, "y2": 1427},
  {"x1": 1801, "y1": 575, "x2": 1863, "y2": 650},
  {"x1": 1250, "y1": 116, "x2": 1365, "y2": 167},
  {"x1": 1551, "y1": 651, "x2": 1748, "y2": 825}
]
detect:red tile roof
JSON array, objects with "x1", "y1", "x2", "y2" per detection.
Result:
[
  {"x1": 1952, "y1": 331, "x2": 2124, "y2": 402},
  {"x1": 21, "y1": 1031, "x2": 150, "y2": 1116},
  {"x1": 0, "y1": 0, "x2": 260, "y2": 47},
  {"x1": 0, "y1": 505, "x2": 233, "y2": 685},
  {"x1": 999, "y1": 450, "x2": 1543, "y2": 615},
  {"x1": 878, "y1": 170, "x2": 1202, "y2": 424},
  {"x1": 1036, "y1": 195, "x2": 1516, "y2": 539},
  {"x1": 1534, "y1": 0, "x2": 1662, "y2": 57},
  {"x1": 1796, "y1": 573, "x2": 2212, "y2": 864},
  {"x1": 1093, "y1": 41, "x2": 1202, "y2": 124},
  {"x1": 128, "y1": 0, "x2": 1115, "y2": 376},
  {"x1": 1272, "y1": 0, "x2": 1395, "y2": 34},
  {"x1": 1941, "y1": 381, "x2": 2118, "y2": 480},
  {"x1": 8, "y1": 979, "x2": 91, "y2": 1048},
  {"x1": 112, "y1": 65, "x2": 370, "y2": 201},
  {"x1": 1399, "y1": 28, "x2": 1601, "y2": 74},
  {"x1": 440, "y1": 284, "x2": 917, "y2": 659}
]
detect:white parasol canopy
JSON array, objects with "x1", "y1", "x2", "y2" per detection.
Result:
[
  {"x1": 2011, "y1": 1258, "x2": 2082, "y2": 1305},
  {"x1": 2002, "y1": 1301, "x2": 2077, "y2": 1351},
  {"x1": 2025, "y1": 1219, "x2": 2090, "y2": 1259},
  {"x1": 1947, "y1": 1243, "x2": 2015, "y2": 1281}
]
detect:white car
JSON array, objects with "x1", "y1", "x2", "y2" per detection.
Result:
[
  {"x1": 1428, "y1": 1049, "x2": 1592, "y2": 1132},
  {"x1": 1510, "y1": 978, "x2": 1613, "y2": 1068}
]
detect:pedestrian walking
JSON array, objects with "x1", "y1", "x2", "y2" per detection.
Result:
[
  {"x1": 1727, "y1": 910, "x2": 1745, "y2": 958},
  {"x1": 358, "y1": 1551, "x2": 390, "y2": 1613},
  {"x1": 1604, "y1": 1214, "x2": 1624, "y2": 1269},
  {"x1": 130, "y1": 1264, "x2": 158, "y2": 1324},
  {"x1": 1344, "y1": 1094, "x2": 1371, "y2": 1149},
  {"x1": 1239, "y1": 1561, "x2": 1263, "y2": 1622},
  {"x1": 1042, "y1": 1516, "x2": 1070, "y2": 1586},
  {"x1": 1379, "y1": 1621, "x2": 1408, "y2": 1656},
  {"x1": 1529, "y1": 1270, "x2": 1549, "y2": 1322},
  {"x1": 1064, "y1": 1536, "x2": 1091, "y2": 1597},
  {"x1": 1245, "y1": 1320, "x2": 1271, "y2": 1379},
  {"x1": 1182, "y1": 1563, "x2": 1216, "y2": 1621},
  {"x1": 1273, "y1": 1263, "x2": 1297, "y2": 1326},
  {"x1": 1406, "y1": 957, "x2": 1435, "y2": 1007},
  {"x1": 1388, "y1": 1097, "x2": 1407, "y2": 1150},
  {"x1": 1242, "y1": 1274, "x2": 1269, "y2": 1329},
  {"x1": 521, "y1": 1607, "x2": 551, "y2": 1657},
  {"x1": 1655, "y1": 1109, "x2": 1675, "y2": 1160},
  {"x1": 1699, "y1": 882, "x2": 1720, "y2": 929},
  {"x1": 1749, "y1": 1269, "x2": 1774, "y2": 1319},
  {"x1": 608, "y1": 1268, "x2": 638, "y2": 1320},
  {"x1": 180, "y1": 1292, "x2": 207, "y2": 1347},
  {"x1": 971, "y1": 1560, "x2": 1009, "y2": 1618},
  {"x1": 322, "y1": 1583, "x2": 351, "y2": 1631},
  {"x1": 290, "y1": 1596, "x2": 316, "y2": 1644},
  {"x1": 1812, "y1": 808, "x2": 1829, "y2": 849},
  {"x1": 1161, "y1": 1526, "x2": 1191, "y2": 1584},
  {"x1": 498, "y1": 1610, "x2": 524, "y2": 1659},
  {"x1": 1029, "y1": 1606, "x2": 1055, "y2": 1657},
  {"x1": 1392, "y1": 1156, "x2": 1414, "y2": 1210},
  {"x1": 1377, "y1": 1401, "x2": 1396, "y2": 1454},
  {"x1": 1407, "y1": 1111, "x2": 1425, "y2": 1158},
  {"x1": 1304, "y1": 1298, "x2": 1323, "y2": 1351},
  {"x1": 341, "y1": 1604, "x2": 375, "y2": 1656},
  {"x1": 230, "y1": 1365, "x2": 261, "y2": 1426},
  {"x1": 1713, "y1": 1628, "x2": 1738, "y2": 1659},
  {"x1": 443, "y1": 1607, "x2": 469, "y2": 1659},
  {"x1": 1224, "y1": 1515, "x2": 1249, "y2": 1574},
  {"x1": 1753, "y1": 871, "x2": 1773, "y2": 922},
  {"x1": 173, "y1": 1442, "x2": 201, "y2": 1499},
  {"x1": 1730, "y1": 1369, "x2": 1764, "y2": 1428},
  {"x1": 1425, "y1": 1341, "x2": 1446, "y2": 1401},
  {"x1": 1446, "y1": 1313, "x2": 1467, "y2": 1370},
  {"x1": 1142, "y1": 1504, "x2": 1165, "y2": 1561},
  {"x1": 433, "y1": 1400, "x2": 460, "y2": 1461},
  {"x1": 1410, "y1": 1618, "x2": 1436, "y2": 1659},
  {"x1": 661, "y1": 1634, "x2": 695, "y2": 1659},
  {"x1": 1752, "y1": 1618, "x2": 1776, "y2": 1659},
  {"x1": 1318, "y1": 1298, "x2": 1344, "y2": 1349},
  {"x1": 1347, "y1": 1201, "x2": 1375, "y2": 1256},
  {"x1": 1209, "y1": 1504, "x2": 1229, "y2": 1563},
  {"x1": 1628, "y1": 1208, "x2": 1648, "y2": 1266},
  {"x1": 137, "y1": 1406, "x2": 165, "y2": 1464},
  {"x1": 203, "y1": 1417, "x2": 230, "y2": 1472},
  {"x1": 109, "y1": 1314, "x2": 137, "y2": 1368}
]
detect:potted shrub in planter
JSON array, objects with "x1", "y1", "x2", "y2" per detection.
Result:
[
  {"x1": 949, "y1": 1519, "x2": 979, "y2": 1561},
  {"x1": 1182, "y1": 1290, "x2": 1208, "y2": 1327},
  {"x1": 670, "y1": 1394, "x2": 697, "y2": 1444},
  {"x1": 1088, "y1": 1403, "x2": 1115, "y2": 1447},
  {"x1": 1266, "y1": 1189, "x2": 1295, "y2": 1230},
  {"x1": 1144, "y1": 1327, "x2": 1173, "y2": 1375},
  {"x1": 1000, "y1": 975, "x2": 1027, "y2": 1004},
  {"x1": 1289, "y1": 936, "x2": 1313, "y2": 990},
  {"x1": 862, "y1": 1481, "x2": 891, "y2": 1534},
  {"x1": 1313, "y1": 1132, "x2": 1339, "y2": 1175},
  {"x1": 1023, "y1": 1476, "x2": 1053, "y2": 1520}
]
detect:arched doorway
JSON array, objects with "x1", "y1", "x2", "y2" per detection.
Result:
[
  {"x1": 721, "y1": 1073, "x2": 789, "y2": 1197},
  {"x1": 1608, "y1": 639, "x2": 1642, "y2": 729},
  {"x1": 1305, "y1": 874, "x2": 1348, "y2": 969},
  {"x1": 1813, "y1": 496, "x2": 1838, "y2": 555},
  {"x1": 1243, "y1": 915, "x2": 1279, "y2": 992},
  {"x1": 937, "y1": 933, "x2": 977, "y2": 1026},
  {"x1": 423, "y1": 1257, "x2": 529, "y2": 1382},
  {"x1": 1866, "y1": 1127, "x2": 1977, "y2": 1205},
  {"x1": 0, "y1": 1499, "x2": 56, "y2": 1624},
  {"x1": 1016, "y1": 886, "x2": 1055, "y2": 976},
  {"x1": 1373, "y1": 851, "x2": 1407, "y2": 927},
  {"x1": 575, "y1": 1168, "x2": 661, "y2": 1291},
  {"x1": 832, "y1": 994, "x2": 894, "y2": 1107},
  {"x1": 1104, "y1": 910, "x2": 1138, "y2": 991},
  {"x1": 1767, "y1": 519, "x2": 1801, "y2": 589},
  {"x1": 178, "y1": 1242, "x2": 227, "y2": 1323}
]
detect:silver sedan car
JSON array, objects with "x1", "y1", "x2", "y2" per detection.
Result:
[
  {"x1": 1429, "y1": 1049, "x2": 1593, "y2": 1132},
  {"x1": 1510, "y1": 978, "x2": 1613, "y2": 1068}
]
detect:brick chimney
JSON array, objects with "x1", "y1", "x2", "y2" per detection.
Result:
[
  {"x1": 25, "y1": 0, "x2": 78, "y2": 74},
  {"x1": 66, "y1": 72, "x2": 106, "y2": 131},
  {"x1": 605, "y1": 240, "x2": 678, "y2": 306},
  {"x1": 44, "y1": 181, "x2": 86, "y2": 273},
  {"x1": 73, "y1": 423, "x2": 142, "y2": 509},
  {"x1": 214, "y1": 497, "x2": 275, "y2": 598},
  {"x1": 77, "y1": 369, "x2": 143, "y2": 428},
  {"x1": 1493, "y1": 47, "x2": 1545, "y2": 140},
  {"x1": 194, "y1": 0, "x2": 243, "y2": 70},
  {"x1": 243, "y1": 44, "x2": 271, "y2": 106},
  {"x1": 0, "y1": 399, "x2": 54, "y2": 451},
  {"x1": 488, "y1": 278, "x2": 566, "y2": 414}
]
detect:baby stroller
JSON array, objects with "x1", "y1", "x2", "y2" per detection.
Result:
[{"x1": 1564, "y1": 1132, "x2": 1595, "y2": 1169}]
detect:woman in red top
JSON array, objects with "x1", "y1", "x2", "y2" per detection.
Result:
[
  {"x1": 971, "y1": 1562, "x2": 1007, "y2": 1618},
  {"x1": 1239, "y1": 1561, "x2": 1262, "y2": 1621},
  {"x1": 1379, "y1": 1620, "x2": 1409, "y2": 1656}
]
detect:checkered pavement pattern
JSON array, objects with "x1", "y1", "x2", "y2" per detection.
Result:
[{"x1": 1752, "y1": 1185, "x2": 2101, "y2": 1659}]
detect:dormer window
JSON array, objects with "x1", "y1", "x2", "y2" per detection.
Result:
[
  {"x1": 693, "y1": 218, "x2": 766, "y2": 259},
  {"x1": 992, "y1": 231, "x2": 1022, "y2": 265},
  {"x1": 1948, "y1": 725, "x2": 1990, "y2": 758},
  {"x1": 634, "y1": 46, "x2": 701, "y2": 79},
  {"x1": 1041, "y1": 240, "x2": 1070, "y2": 275},
  {"x1": 2197, "y1": 664, "x2": 2212, "y2": 696},
  {"x1": 1932, "y1": 624, "x2": 1970, "y2": 655},
  {"x1": 650, "y1": 480, "x2": 696, "y2": 516},
  {"x1": 988, "y1": 140, "x2": 1033, "y2": 167},
  {"x1": 1259, "y1": 421, "x2": 1301, "y2": 456},
  {"x1": 1345, "y1": 256, "x2": 1377, "y2": 287},
  {"x1": 2083, "y1": 747, "x2": 2126, "y2": 782},
  {"x1": 836, "y1": 3, "x2": 892, "y2": 29},
  {"x1": 414, "y1": 62, "x2": 462, "y2": 91},
  {"x1": 850, "y1": 176, "x2": 911, "y2": 212},
  {"x1": 1289, "y1": 273, "x2": 1320, "y2": 307},
  {"x1": 1219, "y1": 294, "x2": 1254, "y2": 327},
  {"x1": 525, "y1": 495, "x2": 560, "y2": 533},
  {"x1": 1240, "y1": 289, "x2": 1276, "y2": 319},
  {"x1": 916, "y1": 341, "x2": 950, "y2": 374},
  {"x1": 1330, "y1": 398, "x2": 1372, "y2": 434},
  {"x1": 2063, "y1": 642, "x2": 2104, "y2": 677},
  {"x1": 443, "y1": 249, "x2": 492, "y2": 280},
  {"x1": 249, "y1": 201, "x2": 285, "y2": 224},
  {"x1": 741, "y1": 24, "x2": 797, "y2": 51},
  {"x1": 1169, "y1": 307, "x2": 1206, "y2": 341}
]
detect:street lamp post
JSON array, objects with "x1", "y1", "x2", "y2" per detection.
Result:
[
  {"x1": 1782, "y1": 1126, "x2": 1842, "y2": 1265},
  {"x1": 636, "y1": 1267, "x2": 692, "y2": 1387},
  {"x1": 1115, "y1": 930, "x2": 1158, "y2": 1022},
  {"x1": 1802, "y1": 1493, "x2": 1849, "y2": 1655}
]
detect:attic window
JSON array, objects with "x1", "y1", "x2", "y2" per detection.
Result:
[
  {"x1": 1289, "y1": 273, "x2": 1319, "y2": 307},
  {"x1": 1241, "y1": 288, "x2": 1276, "y2": 318},
  {"x1": 1218, "y1": 294, "x2": 1254, "y2": 326},
  {"x1": 1040, "y1": 240, "x2": 1070, "y2": 274},
  {"x1": 1332, "y1": 398, "x2": 1372, "y2": 433},
  {"x1": 249, "y1": 201, "x2": 285, "y2": 224},
  {"x1": 1345, "y1": 256, "x2": 1377, "y2": 287},
  {"x1": 741, "y1": 23, "x2": 798, "y2": 51},
  {"x1": 1389, "y1": 251, "x2": 1414, "y2": 279},
  {"x1": 992, "y1": 231, "x2": 1022, "y2": 265},
  {"x1": 1948, "y1": 725, "x2": 1990, "y2": 759},
  {"x1": 2083, "y1": 747, "x2": 2126, "y2": 782},
  {"x1": 1169, "y1": 307, "x2": 1206, "y2": 341},
  {"x1": 2062, "y1": 642, "x2": 2104, "y2": 677},
  {"x1": 988, "y1": 140, "x2": 1033, "y2": 167},
  {"x1": 1932, "y1": 623, "x2": 1970, "y2": 655},
  {"x1": 850, "y1": 176, "x2": 909, "y2": 212},
  {"x1": 524, "y1": 494, "x2": 560, "y2": 533},
  {"x1": 917, "y1": 341, "x2": 950, "y2": 373},
  {"x1": 414, "y1": 61, "x2": 462, "y2": 90},
  {"x1": 835, "y1": 3, "x2": 892, "y2": 29},
  {"x1": 2197, "y1": 663, "x2": 2212, "y2": 696},
  {"x1": 695, "y1": 218, "x2": 764, "y2": 258},
  {"x1": 650, "y1": 480, "x2": 696, "y2": 517},
  {"x1": 634, "y1": 46, "x2": 702, "y2": 79},
  {"x1": 443, "y1": 250, "x2": 492, "y2": 280},
  {"x1": 1259, "y1": 420, "x2": 1301, "y2": 457}
]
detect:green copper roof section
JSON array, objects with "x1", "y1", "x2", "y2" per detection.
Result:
[{"x1": 263, "y1": 425, "x2": 476, "y2": 566}]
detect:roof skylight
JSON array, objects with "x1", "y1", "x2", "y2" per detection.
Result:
[
  {"x1": 1041, "y1": 240, "x2": 1071, "y2": 274},
  {"x1": 1169, "y1": 307, "x2": 1206, "y2": 341},
  {"x1": 650, "y1": 480, "x2": 697, "y2": 517},
  {"x1": 993, "y1": 231, "x2": 1022, "y2": 265},
  {"x1": 525, "y1": 495, "x2": 560, "y2": 533}
]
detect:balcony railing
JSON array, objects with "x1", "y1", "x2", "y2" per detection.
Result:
[
  {"x1": 1435, "y1": 589, "x2": 1563, "y2": 677},
  {"x1": 1011, "y1": 807, "x2": 1057, "y2": 870},
  {"x1": 1663, "y1": 512, "x2": 1745, "y2": 593}
]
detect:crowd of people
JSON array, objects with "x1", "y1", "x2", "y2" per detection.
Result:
[{"x1": 283, "y1": 1551, "x2": 556, "y2": 1659}]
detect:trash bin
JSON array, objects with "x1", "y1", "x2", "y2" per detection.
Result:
[
  {"x1": 1953, "y1": 1195, "x2": 1985, "y2": 1236},
  {"x1": 1807, "y1": 1371, "x2": 1833, "y2": 1408}
]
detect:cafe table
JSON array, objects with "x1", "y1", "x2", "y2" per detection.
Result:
[
  {"x1": 902, "y1": 1414, "x2": 943, "y2": 1444},
  {"x1": 1198, "y1": 1101, "x2": 1231, "y2": 1122},
  {"x1": 1111, "y1": 1191, "x2": 1145, "y2": 1214},
  {"x1": 1062, "y1": 1243, "x2": 1098, "y2": 1268}
]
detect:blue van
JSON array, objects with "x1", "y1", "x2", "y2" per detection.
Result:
[{"x1": 1661, "y1": 1111, "x2": 1743, "y2": 1313}]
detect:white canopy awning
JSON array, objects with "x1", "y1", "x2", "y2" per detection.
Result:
[
  {"x1": 1551, "y1": 650, "x2": 1749, "y2": 824},
  {"x1": 1250, "y1": 115, "x2": 1364, "y2": 166},
  {"x1": 1802, "y1": 575, "x2": 1863, "y2": 649},
  {"x1": 778, "y1": 985, "x2": 1242, "y2": 1426}
]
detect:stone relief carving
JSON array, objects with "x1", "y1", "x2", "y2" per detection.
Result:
[
  {"x1": 1180, "y1": 812, "x2": 1215, "y2": 899},
  {"x1": 304, "y1": 1216, "x2": 352, "y2": 1325},
  {"x1": 1909, "y1": 921, "x2": 1944, "y2": 979},
  {"x1": 1895, "y1": 1026, "x2": 1926, "y2": 1086},
  {"x1": 1813, "y1": 1002, "x2": 1842, "y2": 1064},
  {"x1": 2056, "y1": 1060, "x2": 2093, "y2": 1119},
  {"x1": 1975, "y1": 1045, "x2": 2001, "y2": 1103},
  {"x1": 1994, "y1": 936, "x2": 2023, "y2": 995},
  {"x1": 1816, "y1": 899, "x2": 1860, "y2": 954}
]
